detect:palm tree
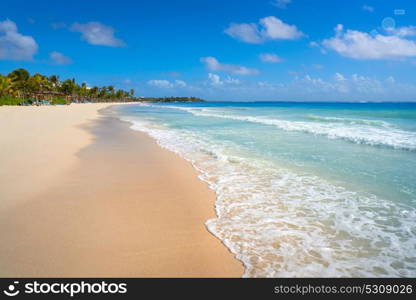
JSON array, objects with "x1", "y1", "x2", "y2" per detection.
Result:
[
  {"x1": 99, "y1": 86, "x2": 108, "y2": 100},
  {"x1": 115, "y1": 89, "x2": 124, "y2": 100},
  {"x1": 28, "y1": 73, "x2": 51, "y2": 105},
  {"x1": 79, "y1": 82, "x2": 88, "y2": 100},
  {"x1": 0, "y1": 75, "x2": 15, "y2": 97},
  {"x1": 8, "y1": 68, "x2": 30, "y2": 98},
  {"x1": 88, "y1": 86, "x2": 99, "y2": 101},
  {"x1": 107, "y1": 85, "x2": 115, "y2": 99},
  {"x1": 59, "y1": 79, "x2": 78, "y2": 102},
  {"x1": 48, "y1": 75, "x2": 60, "y2": 89},
  {"x1": 1, "y1": 68, "x2": 141, "y2": 104}
]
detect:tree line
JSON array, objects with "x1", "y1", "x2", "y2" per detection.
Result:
[
  {"x1": 0, "y1": 68, "x2": 204, "y2": 106},
  {"x1": 0, "y1": 68, "x2": 135, "y2": 105},
  {"x1": 140, "y1": 97, "x2": 204, "y2": 102}
]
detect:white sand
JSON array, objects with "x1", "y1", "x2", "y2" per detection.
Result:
[{"x1": 0, "y1": 104, "x2": 111, "y2": 211}]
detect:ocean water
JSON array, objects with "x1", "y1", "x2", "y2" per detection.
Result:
[{"x1": 113, "y1": 102, "x2": 416, "y2": 277}]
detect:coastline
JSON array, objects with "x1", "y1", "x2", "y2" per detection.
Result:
[{"x1": 0, "y1": 104, "x2": 243, "y2": 277}]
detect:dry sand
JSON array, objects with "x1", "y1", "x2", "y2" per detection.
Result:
[
  {"x1": 0, "y1": 104, "x2": 111, "y2": 211},
  {"x1": 0, "y1": 104, "x2": 243, "y2": 277}
]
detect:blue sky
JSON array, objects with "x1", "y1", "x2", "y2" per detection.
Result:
[{"x1": 1, "y1": 0, "x2": 416, "y2": 101}]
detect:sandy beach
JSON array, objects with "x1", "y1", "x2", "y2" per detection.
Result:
[{"x1": 0, "y1": 104, "x2": 242, "y2": 277}]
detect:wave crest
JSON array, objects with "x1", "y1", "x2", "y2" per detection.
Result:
[{"x1": 151, "y1": 105, "x2": 416, "y2": 151}]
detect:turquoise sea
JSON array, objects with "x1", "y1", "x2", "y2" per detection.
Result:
[{"x1": 114, "y1": 102, "x2": 416, "y2": 277}]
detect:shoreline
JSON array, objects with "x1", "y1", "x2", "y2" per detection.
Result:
[{"x1": 0, "y1": 104, "x2": 243, "y2": 277}]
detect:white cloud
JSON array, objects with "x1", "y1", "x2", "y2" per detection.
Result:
[
  {"x1": 70, "y1": 22, "x2": 126, "y2": 47},
  {"x1": 0, "y1": 19, "x2": 38, "y2": 61},
  {"x1": 208, "y1": 73, "x2": 223, "y2": 86},
  {"x1": 224, "y1": 16, "x2": 303, "y2": 44},
  {"x1": 201, "y1": 56, "x2": 259, "y2": 75},
  {"x1": 386, "y1": 76, "x2": 395, "y2": 84},
  {"x1": 259, "y1": 53, "x2": 283, "y2": 63},
  {"x1": 386, "y1": 26, "x2": 416, "y2": 37},
  {"x1": 335, "y1": 24, "x2": 343, "y2": 32},
  {"x1": 322, "y1": 24, "x2": 416, "y2": 59},
  {"x1": 334, "y1": 72, "x2": 346, "y2": 81},
  {"x1": 350, "y1": 74, "x2": 383, "y2": 93},
  {"x1": 224, "y1": 76, "x2": 240, "y2": 85},
  {"x1": 362, "y1": 5, "x2": 374, "y2": 12},
  {"x1": 49, "y1": 51, "x2": 72, "y2": 65},
  {"x1": 309, "y1": 41, "x2": 327, "y2": 54},
  {"x1": 174, "y1": 80, "x2": 187, "y2": 87},
  {"x1": 300, "y1": 73, "x2": 385, "y2": 95},
  {"x1": 147, "y1": 80, "x2": 173, "y2": 88},
  {"x1": 260, "y1": 16, "x2": 303, "y2": 40},
  {"x1": 224, "y1": 23, "x2": 263, "y2": 43},
  {"x1": 147, "y1": 79, "x2": 187, "y2": 88},
  {"x1": 199, "y1": 72, "x2": 416, "y2": 101},
  {"x1": 272, "y1": 0, "x2": 292, "y2": 9},
  {"x1": 207, "y1": 73, "x2": 240, "y2": 86},
  {"x1": 252, "y1": 73, "x2": 397, "y2": 98},
  {"x1": 143, "y1": 73, "x2": 416, "y2": 102}
]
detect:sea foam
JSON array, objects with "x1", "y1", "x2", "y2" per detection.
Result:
[
  {"x1": 120, "y1": 114, "x2": 416, "y2": 277},
  {"x1": 138, "y1": 103, "x2": 416, "y2": 151}
]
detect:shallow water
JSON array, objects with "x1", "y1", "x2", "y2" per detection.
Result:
[{"x1": 114, "y1": 102, "x2": 416, "y2": 277}]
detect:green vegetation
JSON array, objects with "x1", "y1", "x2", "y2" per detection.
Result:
[
  {"x1": 0, "y1": 68, "x2": 136, "y2": 106},
  {"x1": 49, "y1": 97, "x2": 67, "y2": 105},
  {"x1": 140, "y1": 96, "x2": 204, "y2": 102},
  {"x1": 0, "y1": 68, "x2": 204, "y2": 106},
  {"x1": 0, "y1": 95, "x2": 28, "y2": 106}
]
